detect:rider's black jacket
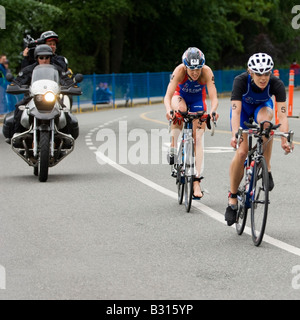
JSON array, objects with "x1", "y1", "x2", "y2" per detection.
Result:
[
  {"x1": 15, "y1": 61, "x2": 72, "y2": 88},
  {"x1": 21, "y1": 54, "x2": 68, "y2": 72}
]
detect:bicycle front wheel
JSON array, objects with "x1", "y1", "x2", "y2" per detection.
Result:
[
  {"x1": 184, "y1": 175, "x2": 193, "y2": 212},
  {"x1": 184, "y1": 139, "x2": 194, "y2": 212},
  {"x1": 177, "y1": 166, "x2": 184, "y2": 205},
  {"x1": 250, "y1": 157, "x2": 269, "y2": 246}
]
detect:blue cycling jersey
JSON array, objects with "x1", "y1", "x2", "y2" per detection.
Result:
[
  {"x1": 242, "y1": 74, "x2": 272, "y2": 106},
  {"x1": 231, "y1": 73, "x2": 275, "y2": 129}
]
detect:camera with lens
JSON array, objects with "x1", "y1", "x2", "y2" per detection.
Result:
[{"x1": 23, "y1": 34, "x2": 46, "y2": 63}]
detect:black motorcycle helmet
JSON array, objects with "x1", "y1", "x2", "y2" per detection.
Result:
[
  {"x1": 34, "y1": 44, "x2": 53, "y2": 59},
  {"x1": 40, "y1": 30, "x2": 59, "y2": 43}
]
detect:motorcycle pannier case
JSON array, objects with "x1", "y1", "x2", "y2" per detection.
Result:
[{"x1": 2, "y1": 111, "x2": 14, "y2": 139}]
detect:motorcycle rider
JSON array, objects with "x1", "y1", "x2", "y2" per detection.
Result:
[
  {"x1": 11, "y1": 45, "x2": 76, "y2": 139},
  {"x1": 22, "y1": 31, "x2": 68, "y2": 72}
]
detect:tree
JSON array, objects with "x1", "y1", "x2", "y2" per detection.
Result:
[
  {"x1": 1, "y1": 0, "x2": 300, "y2": 74},
  {"x1": 0, "y1": 0, "x2": 62, "y2": 73}
]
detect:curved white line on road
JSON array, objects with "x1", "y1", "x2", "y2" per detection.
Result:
[
  {"x1": 94, "y1": 150, "x2": 300, "y2": 257},
  {"x1": 86, "y1": 117, "x2": 300, "y2": 257}
]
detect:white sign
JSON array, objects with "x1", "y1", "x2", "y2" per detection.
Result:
[{"x1": 0, "y1": 6, "x2": 5, "y2": 29}]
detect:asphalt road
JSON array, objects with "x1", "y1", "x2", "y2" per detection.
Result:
[{"x1": 0, "y1": 95, "x2": 300, "y2": 300}]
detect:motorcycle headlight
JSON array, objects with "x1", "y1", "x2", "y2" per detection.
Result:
[
  {"x1": 44, "y1": 92, "x2": 56, "y2": 102},
  {"x1": 34, "y1": 92, "x2": 56, "y2": 112}
]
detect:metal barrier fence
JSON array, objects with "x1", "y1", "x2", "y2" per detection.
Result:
[
  {"x1": 1, "y1": 69, "x2": 298, "y2": 114},
  {"x1": 0, "y1": 76, "x2": 22, "y2": 114}
]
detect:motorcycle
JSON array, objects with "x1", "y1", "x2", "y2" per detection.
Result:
[{"x1": 3, "y1": 64, "x2": 83, "y2": 182}]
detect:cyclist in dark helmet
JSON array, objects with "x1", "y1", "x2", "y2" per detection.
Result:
[
  {"x1": 225, "y1": 53, "x2": 294, "y2": 226},
  {"x1": 164, "y1": 47, "x2": 219, "y2": 199}
]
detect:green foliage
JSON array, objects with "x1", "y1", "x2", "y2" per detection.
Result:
[
  {"x1": 0, "y1": 0, "x2": 62, "y2": 73},
  {"x1": 0, "y1": 0, "x2": 299, "y2": 74}
]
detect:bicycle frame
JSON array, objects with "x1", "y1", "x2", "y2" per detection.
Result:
[
  {"x1": 170, "y1": 111, "x2": 209, "y2": 212},
  {"x1": 242, "y1": 131, "x2": 264, "y2": 209},
  {"x1": 173, "y1": 112, "x2": 207, "y2": 176},
  {"x1": 182, "y1": 121, "x2": 195, "y2": 178}
]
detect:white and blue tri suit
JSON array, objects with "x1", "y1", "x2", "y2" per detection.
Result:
[{"x1": 231, "y1": 72, "x2": 286, "y2": 129}]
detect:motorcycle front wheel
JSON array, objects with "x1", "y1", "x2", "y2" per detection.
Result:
[{"x1": 39, "y1": 131, "x2": 50, "y2": 182}]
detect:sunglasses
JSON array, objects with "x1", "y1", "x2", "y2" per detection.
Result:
[
  {"x1": 255, "y1": 71, "x2": 271, "y2": 77},
  {"x1": 187, "y1": 65, "x2": 203, "y2": 70},
  {"x1": 38, "y1": 56, "x2": 51, "y2": 60}
]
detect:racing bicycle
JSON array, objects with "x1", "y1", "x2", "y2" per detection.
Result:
[
  {"x1": 170, "y1": 110, "x2": 215, "y2": 212},
  {"x1": 235, "y1": 120, "x2": 294, "y2": 246}
]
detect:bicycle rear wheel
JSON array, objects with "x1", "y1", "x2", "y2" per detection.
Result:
[
  {"x1": 250, "y1": 157, "x2": 269, "y2": 246},
  {"x1": 236, "y1": 187, "x2": 248, "y2": 235}
]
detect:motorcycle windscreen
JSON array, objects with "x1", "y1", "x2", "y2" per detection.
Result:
[{"x1": 31, "y1": 64, "x2": 60, "y2": 84}]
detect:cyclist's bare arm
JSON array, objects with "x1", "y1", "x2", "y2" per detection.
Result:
[
  {"x1": 203, "y1": 66, "x2": 219, "y2": 119},
  {"x1": 277, "y1": 101, "x2": 294, "y2": 153},
  {"x1": 164, "y1": 65, "x2": 186, "y2": 120},
  {"x1": 231, "y1": 100, "x2": 242, "y2": 148}
]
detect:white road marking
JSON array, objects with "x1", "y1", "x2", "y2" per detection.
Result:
[
  {"x1": 95, "y1": 150, "x2": 300, "y2": 257},
  {"x1": 163, "y1": 143, "x2": 234, "y2": 153},
  {"x1": 87, "y1": 117, "x2": 300, "y2": 257}
]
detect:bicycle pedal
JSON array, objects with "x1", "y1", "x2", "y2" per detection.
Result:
[
  {"x1": 171, "y1": 172, "x2": 177, "y2": 178},
  {"x1": 192, "y1": 195, "x2": 202, "y2": 200}
]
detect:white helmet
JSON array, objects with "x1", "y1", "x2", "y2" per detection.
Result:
[{"x1": 247, "y1": 53, "x2": 274, "y2": 74}]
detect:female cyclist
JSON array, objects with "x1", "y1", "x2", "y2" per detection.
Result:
[{"x1": 164, "y1": 47, "x2": 219, "y2": 198}]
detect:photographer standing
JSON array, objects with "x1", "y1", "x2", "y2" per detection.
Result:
[{"x1": 21, "y1": 30, "x2": 68, "y2": 72}]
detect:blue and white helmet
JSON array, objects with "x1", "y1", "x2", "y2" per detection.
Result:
[
  {"x1": 182, "y1": 47, "x2": 205, "y2": 70},
  {"x1": 247, "y1": 53, "x2": 274, "y2": 74}
]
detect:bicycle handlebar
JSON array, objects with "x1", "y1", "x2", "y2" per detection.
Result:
[
  {"x1": 170, "y1": 110, "x2": 211, "y2": 126},
  {"x1": 178, "y1": 110, "x2": 208, "y2": 121},
  {"x1": 235, "y1": 121, "x2": 294, "y2": 153}
]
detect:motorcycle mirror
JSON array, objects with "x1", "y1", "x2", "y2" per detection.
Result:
[
  {"x1": 6, "y1": 73, "x2": 14, "y2": 82},
  {"x1": 74, "y1": 74, "x2": 83, "y2": 83}
]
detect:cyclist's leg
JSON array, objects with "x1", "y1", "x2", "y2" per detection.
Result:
[
  {"x1": 226, "y1": 108, "x2": 250, "y2": 225},
  {"x1": 228, "y1": 107, "x2": 250, "y2": 207},
  {"x1": 229, "y1": 133, "x2": 248, "y2": 204},
  {"x1": 255, "y1": 100, "x2": 274, "y2": 190},
  {"x1": 190, "y1": 101, "x2": 206, "y2": 198},
  {"x1": 170, "y1": 93, "x2": 187, "y2": 149},
  {"x1": 255, "y1": 100, "x2": 274, "y2": 172}
]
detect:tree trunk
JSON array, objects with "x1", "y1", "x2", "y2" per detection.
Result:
[{"x1": 110, "y1": 15, "x2": 128, "y2": 73}]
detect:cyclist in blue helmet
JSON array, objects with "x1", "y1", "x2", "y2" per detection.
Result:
[{"x1": 164, "y1": 47, "x2": 219, "y2": 198}]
